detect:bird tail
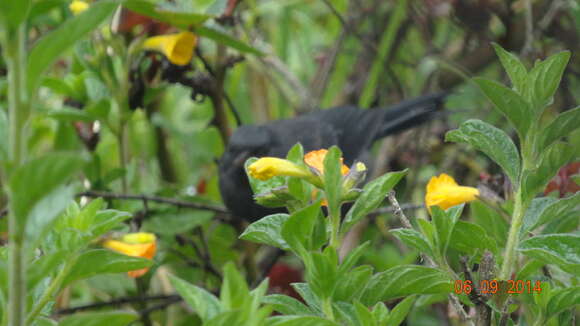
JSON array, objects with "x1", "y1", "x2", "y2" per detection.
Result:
[{"x1": 374, "y1": 92, "x2": 448, "y2": 140}]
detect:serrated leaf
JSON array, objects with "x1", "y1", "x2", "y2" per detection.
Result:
[
  {"x1": 307, "y1": 251, "x2": 338, "y2": 300},
  {"x1": 546, "y1": 287, "x2": 580, "y2": 320},
  {"x1": 64, "y1": 249, "x2": 152, "y2": 285},
  {"x1": 169, "y1": 275, "x2": 221, "y2": 321},
  {"x1": 474, "y1": 78, "x2": 531, "y2": 138},
  {"x1": 58, "y1": 311, "x2": 138, "y2": 326},
  {"x1": 446, "y1": 119, "x2": 520, "y2": 184},
  {"x1": 27, "y1": 0, "x2": 118, "y2": 93},
  {"x1": 240, "y1": 214, "x2": 290, "y2": 249},
  {"x1": 519, "y1": 234, "x2": 580, "y2": 275},
  {"x1": 492, "y1": 43, "x2": 528, "y2": 92},
  {"x1": 263, "y1": 295, "x2": 315, "y2": 316},
  {"x1": 539, "y1": 106, "x2": 580, "y2": 151},
  {"x1": 343, "y1": 170, "x2": 407, "y2": 232},
  {"x1": 361, "y1": 265, "x2": 452, "y2": 305}
]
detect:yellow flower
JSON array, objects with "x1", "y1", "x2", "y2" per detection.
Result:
[
  {"x1": 304, "y1": 149, "x2": 349, "y2": 175},
  {"x1": 248, "y1": 157, "x2": 310, "y2": 181},
  {"x1": 142, "y1": 32, "x2": 197, "y2": 66},
  {"x1": 103, "y1": 232, "x2": 157, "y2": 278},
  {"x1": 69, "y1": 0, "x2": 89, "y2": 15},
  {"x1": 425, "y1": 173, "x2": 479, "y2": 212}
]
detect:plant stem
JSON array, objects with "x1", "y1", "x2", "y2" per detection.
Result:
[
  {"x1": 4, "y1": 23, "x2": 31, "y2": 326},
  {"x1": 322, "y1": 298, "x2": 335, "y2": 321},
  {"x1": 499, "y1": 190, "x2": 525, "y2": 280},
  {"x1": 26, "y1": 256, "x2": 78, "y2": 324},
  {"x1": 329, "y1": 212, "x2": 341, "y2": 250}
]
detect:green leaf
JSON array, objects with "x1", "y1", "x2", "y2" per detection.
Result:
[
  {"x1": 64, "y1": 249, "x2": 152, "y2": 285},
  {"x1": 361, "y1": 265, "x2": 452, "y2": 305},
  {"x1": 58, "y1": 311, "x2": 138, "y2": 326},
  {"x1": 267, "y1": 316, "x2": 341, "y2": 326},
  {"x1": 519, "y1": 234, "x2": 580, "y2": 275},
  {"x1": 449, "y1": 221, "x2": 498, "y2": 256},
  {"x1": 446, "y1": 119, "x2": 521, "y2": 185},
  {"x1": 307, "y1": 250, "x2": 338, "y2": 300},
  {"x1": 221, "y1": 262, "x2": 250, "y2": 310},
  {"x1": 521, "y1": 197, "x2": 558, "y2": 234},
  {"x1": 432, "y1": 205, "x2": 463, "y2": 256},
  {"x1": 245, "y1": 158, "x2": 286, "y2": 196},
  {"x1": 539, "y1": 106, "x2": 580, "y2": 151},
  {"x1": 390, "y1": 228, "x2": 434, "y2": 258},
  {"x1": 527, "y1": 51, "x2": 571, "y2": 111},
  {"x1": 91, "y1": 210, "x2": 133, "y2": 237},
  {"x1": 291, "y1": 283, "x2": 321, "y2": 312},
  {"x1": 124, "y1": 0, "x2": 212, "y2": 29},
  {"x1": 474, "y1": 78, "x2": 531, "y2": 138},
  {"x1": 0, "y1": 0, "x2": 31, "y2": 28},
  {"x1": 343, "y1": 170, "x2": 407, "y2": 232},
  {"x1": 525, "y1": 193, "x2": 580, "y2": 233},
  {"x1": 471, "y1": 201, "x2": 509, "y2": 246},
  {"x1": 323, "y1": 146, "x2": 343, "y2": 218},
  {"x1": 196, "y1": 26, "x2": 263, "y2": 56},
  {"x1": 281, "y1": 201, "x2": 321, "y2": 255},
  {"x1": 27, "y1": 250, "x2": 67, "y2": 290},
  {"x1": 546, "y1": 287, "x2": 580, "y2": 320},
  {"x1": 169, "y1": 275, "x2": 221, "y2": 321},
  {"x1": 8, "y1": 153, "x2": 84, "y2": 236},
  {"x1": 352, "y1": 301, "x2": 375, "y2": 326},
  {"x1": 240, "y1": 214, "x2": 290, "y2": 249},
  {"x1": 333, "y1": 265, "x2": 373, "y2": 302},
  {"x1": 143, "y1": 211, "x2": 213, "y2": 235},
  {"x1": 385, "y1": 295, "x2": 417, "y2": 326},
  {"x1": 263, "y1": 295, "x2": 315, "y2": 316},
  {"x1": 27, "y1": 0, "x2": 118, "y2": 93},
  {"x1": 522, "y1": 142, "x2": 573, "y2": 202},
  {"x1": 492, "y1": 43, "x2": 528, "y2": 93},
  {"x1": 338, "y1": 241, "x2": 371, "y2": 274}
]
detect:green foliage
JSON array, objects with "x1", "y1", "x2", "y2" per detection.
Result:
[{"x1": 519, "y1": 234, "x2": 580, "y2": 275}]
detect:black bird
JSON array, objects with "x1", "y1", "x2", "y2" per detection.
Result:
[{"x1": 219, "y1": 93, "x2": 448, "y2": 222}]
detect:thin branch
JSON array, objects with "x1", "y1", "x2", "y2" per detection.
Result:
[
  {"x1": 175, "y1": 234, "x2": 223, "y2": 280},
  {"x1": 521, "y1": 0, "x2": 534, "y2": 56},
  {"x1": 386, "y1": 191, "x2": 414, "y2": 229},
  {"x1": 77, "y1": 191, "x2": 228, "y2": 214},
  {"x1": 54, "y1": 295, "x2": 181, "y2": 315}
]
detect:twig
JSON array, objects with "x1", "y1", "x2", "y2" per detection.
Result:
[
  {"x1": 54, "y1": 295, "x2": 181, "y2": 315},
  {"x1": 77, "y1": 191, "x2": 228, "y2": 214},
  {"x1": 521, "y1": 0, "x2": 534, "y2": 56},
  {"x1": 138, "y1": 296, "x2": 182, "y2": 316},
  {"x1": 371, "y1": 202, "x2": 424, "y2": 215},
  {"x1": 386, "y1": 191, "x2": 413, "y2": 229},
  {"x1": 175, "y1": 234, "x2": 222, "y2": 280},
  {"x1": 252, "y1": 248, "x2": 285, "y2": 288}
]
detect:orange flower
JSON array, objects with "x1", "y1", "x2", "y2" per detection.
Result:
[
  {"x1": 425, "y1": 173, "x2": 479, "y2": 212},
  {"x1": 304, "y1": 149, "x2": 349, "y2": 175},
  {"x1": 103, "y1": 232, "x2": 156, "y2": 278}
]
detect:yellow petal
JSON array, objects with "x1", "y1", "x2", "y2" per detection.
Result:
[
  {"x1": 143, "y1": 32, "x2": 197, "y2": 66},
  {"x1": 69, "y1": 1, "x2": 89, "y2": 15},
  {"x1": 425, "y1": 173, "x2": 479, "y2": 212},
  {"x1": 248, "y1": 157, "x2": 309, "y2": 180},
  {"x1": 304, "y1": 149, "x2": 349, "y2": 175},
  {"x1": 103, "y1": 238, "x2": 156, "y2": 278},
  {"x1": 122, "y1": 232, "x2": 156, "y2": 244}
]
